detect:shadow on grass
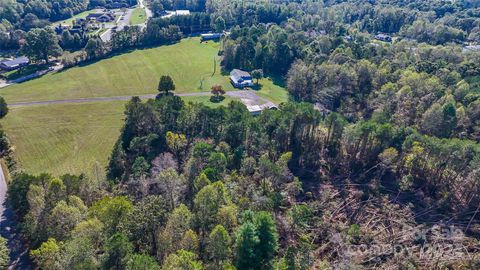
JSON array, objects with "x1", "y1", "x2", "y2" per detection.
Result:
[
  {"x1": 250, "y1": 83, "x2": 263, "y2": 91},
  {"x1": 210, "y1": 95, "x2": 225, "y2": 103},
  {"x1": 267, "y1": 73, "x2": 286, "y2": 88}
]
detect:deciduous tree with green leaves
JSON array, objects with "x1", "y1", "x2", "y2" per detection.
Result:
[
  {"x1": 21, "y1": 28, "x2": 62, "y2": 63},
  {"x1": 158, "y1": 75, "x2": 176, "y2": 96}
]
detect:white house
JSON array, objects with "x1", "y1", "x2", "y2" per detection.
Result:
[{"x1": 230, "y1": 69, "x2": 254, "y2": 88}]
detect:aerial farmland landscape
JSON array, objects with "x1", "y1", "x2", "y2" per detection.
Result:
[{"x1": 1, "y1": 0, "x2": 480, "y2": 269}]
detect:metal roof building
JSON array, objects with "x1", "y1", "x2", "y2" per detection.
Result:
[{"x1": 0, "y1": 56, "x2": 29, "y2": 71}]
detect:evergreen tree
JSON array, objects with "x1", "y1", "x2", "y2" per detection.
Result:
[
  {"x1": 103, "y1": 233, "x2": 133, "y2": 270},
  {"x1": 255, "y1": 212, "x2": 279, "y2": 270},
  {"x1": 235, "y1": 222, "x2": 259, "y2": 269}
]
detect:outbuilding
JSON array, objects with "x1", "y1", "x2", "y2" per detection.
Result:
[{"x1": 247, "y1": 103, "x2": 278, "y2": 116}]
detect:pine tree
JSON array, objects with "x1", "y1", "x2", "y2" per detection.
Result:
[{"x1": 235, "y1": 222, "x2": 259, "y2": 269}]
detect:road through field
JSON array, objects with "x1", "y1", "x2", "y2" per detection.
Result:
[{"x1": 8, "y1": 90, "x2": 276, "y2": 108}]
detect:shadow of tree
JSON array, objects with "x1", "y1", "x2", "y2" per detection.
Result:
[{"x1": 210, "y1": 95, "x2": 225, "y2": 103}]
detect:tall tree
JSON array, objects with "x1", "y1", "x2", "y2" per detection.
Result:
[
  {"x1": 208, "y1": 224, "x2": 231, "y2": 268},
  {"x1": 21, "y1": 28, "x2": 62, "y2": 63},
  {"x1": 0, "y1": 96, "x2": 8, "y2": 119},
  {"x1": 254, "y1": 212, "x2": 279, "y2": 270},
  {"x1": 251, "y1": 69, "x2": 263, "y2": 85},
  {"x1": 158, "y1": 75, "x2": 176, "y2": 96},
  {"x1": 235, "y1": 222, "x2": 259, "y2": 270},
  {"x1": 30, "y1": 238, "x2": 62, "y2": 270},
  {"x1": 214, "y1": 16, "x2": 226, "y2": 32},
  {"x1": 103, "y1": 233, "x2": 133, "y2": 270}
]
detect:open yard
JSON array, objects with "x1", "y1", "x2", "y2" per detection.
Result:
[
  {"x1": 0, "y1": 38, "x2": 240, "y2": 103},
  {"x1": 130, "y1": 7, "x2": 147, "y2": 25},
  {"x1": 2, "y1": 101, "x2": 125, "y2": 177},
  {"x1": 0, "y1": 38, "x2": 287, "y2": 177},
  {"x1": 1, "y1": 38, "x2": 285, "y2": 104}
]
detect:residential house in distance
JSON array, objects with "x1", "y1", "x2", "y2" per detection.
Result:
[
  {"x1": 230, "y1": 69, "x2": 254, "y2": 88},
  {"x1": 374, "y1": 33, "x2": 393, "y2": 42},
  {"x1": 87, "y1": 12, "x2": 115, "y2": 23},
  {"x1": 77, "y1": 17, "x2": 86, "y2": 24},
  {"x1": 0, "y1": 56, "x2": 29, "y2": 71},
  {"x1": 54, "y1": 24, "x2": 70, "y2": 34}
]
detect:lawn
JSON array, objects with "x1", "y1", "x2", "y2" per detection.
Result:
[
  {"x1": 1, "y1": 101, "x2": 126, "y2": 177},
  {"x1": 0, "y1": 38, "x2": 241, "y2": 103},
  {"x1": 254, "y1": 78, "x2": 289, "y2": 105},
  {"x1": 130, "y1": 7, "x2": 147, "y2": 25}
]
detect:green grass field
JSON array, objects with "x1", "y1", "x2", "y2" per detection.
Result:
[
  {"x1": 0, "y1": 38, "x2": 235, "y2": 103},
  {"x1": 0, "y1": 38, "x2": 286, "y2": 104},
  {"x1": 2, "y1": 101, "x2": 125, "y2": 176},
  {"x1": 0, "y1": 38, "x2": 287, "y2": 177},
  {"x1": 130, "y1": 8, "x2": 147, "y2": 25}
]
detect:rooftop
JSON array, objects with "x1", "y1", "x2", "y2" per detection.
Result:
[
  {"x1": 230, "y1": 69, "x2": 251, "y2": 78},
  {"x1": 0, "y1": 56, "x2": 29, "y2": 68},
  {"x1": 175, "y1": 10, "x2": 190, "y2": 16},
  {"x1": 246, "y1": 103, "x2": 278, "y2": 114}
]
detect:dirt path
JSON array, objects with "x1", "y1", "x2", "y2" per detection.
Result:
[{"x1": 9, "y1": 90, "x2": 273, "y2": 108}]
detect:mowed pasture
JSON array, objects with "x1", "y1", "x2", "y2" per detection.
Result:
[
  {"x1": 2, "y1": 101, "x2": 126, "y2": 177},
  {"x1": 0, "y1": 38, "x2": 234, "y2": 103},
  {"x1": 0, "y1": 37, "x2": 287, "y2": 177}
]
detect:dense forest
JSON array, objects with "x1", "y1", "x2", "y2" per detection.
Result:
[{"x1": 3, "y1": 0, "x2": 480, "y2": 269}]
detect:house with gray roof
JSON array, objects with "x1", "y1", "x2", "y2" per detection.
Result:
[
  {"x1": 230, "y1": 69, "x2": 254, "y2": 88},
  {"x1": 0, "y1": 57, "x2": 29, "y2": 71}
]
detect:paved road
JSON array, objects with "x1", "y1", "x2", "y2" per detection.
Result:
[
  {"x1": 101, "y1": 8, "x2": 134, "y2": 42},
  {"x1": 9, "y1": 90, "x2": 275, "y2": 108},
  {"x1": 0, "y1": 166, "x2": 33, "y2": 269},
  {"x1": 0, "y1": 63, "x2": 64, "y2": 89},
  {"x1": 101, "y1": 0, "x2": 153, "y2": 41},
  {"x1": 139, "y1": 0, "x2": 153, "y2": 19}
]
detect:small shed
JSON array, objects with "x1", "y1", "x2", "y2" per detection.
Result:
[{"x1": 247, "y1": 103, "x2": 278, "y2": 116}]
